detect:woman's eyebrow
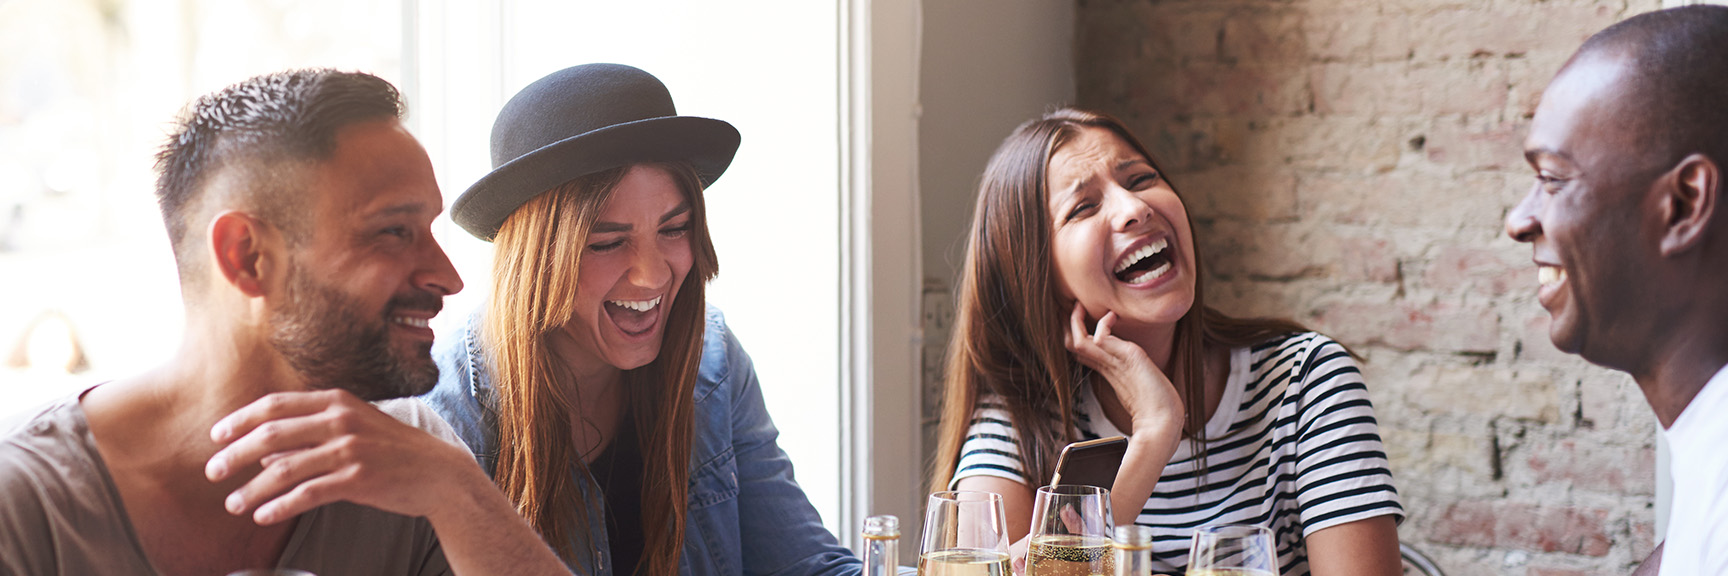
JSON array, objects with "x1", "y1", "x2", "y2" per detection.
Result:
[
  {"x1": 591, "y1": 203, "x2": 693, "y2": 233},
  {"x1": 660, "y1": 203, "x2": 691, "y2": 224},
  {"x1": 1054, "y1": 179, "x2": 1090, "y2": 206}
]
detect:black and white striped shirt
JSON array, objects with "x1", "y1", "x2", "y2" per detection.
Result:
[{"x1": 953, "y1": 332, "x2": 1403, "y2": 576}]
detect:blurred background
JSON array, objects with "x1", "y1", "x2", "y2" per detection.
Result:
[
  {"x1": 0, "y1": 0, "x2": 855, "y2": 540},
  {"x1": 2, "y1": 0, "x2": 1719, "y2": 572}
]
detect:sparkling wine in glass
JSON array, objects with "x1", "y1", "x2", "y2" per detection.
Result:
[
  {"x1": 1184, "y1": 524, "x2": 1278, "y2": 576},
  {"x1": 1026, "y1": 485, "x2": 1114, "y2": 576},
  {"x1": 919, "y1": 491, "x2": 1012, "y2": 576}
]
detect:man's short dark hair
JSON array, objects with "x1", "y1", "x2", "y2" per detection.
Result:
[
  {"x1": 153, "y1": 69, "x2": 404, "y2": 290},
  {"x1": 1576, "y1": 6, "x2": 1728, "y2": 176}
]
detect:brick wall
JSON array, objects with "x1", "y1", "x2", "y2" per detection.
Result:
[{"x1": 1075, "y1": 0, "x2": 1662, "y2": 573}]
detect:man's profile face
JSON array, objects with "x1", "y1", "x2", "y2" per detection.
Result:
[
  {"x1": 1507, "y1": 52, "x2": 1666, "y2": 367},
  {"x1": 268, "y1": 119, "x2": 462, "y2": 400}
]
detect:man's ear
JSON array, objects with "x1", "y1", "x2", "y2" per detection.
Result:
[
  {"x1": 207, "y1": 211, "x2": 277, "y2": 297},
  {"x1": 1659, "y1": 154, "x2": 1719, "y2": 257}
]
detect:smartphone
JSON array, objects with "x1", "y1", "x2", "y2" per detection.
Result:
[{"x1": 1049, "y1": 436, "x2": 1128, "y2": 489}]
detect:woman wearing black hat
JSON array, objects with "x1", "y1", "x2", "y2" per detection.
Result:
[{"x1": 421, "y1": 64, "x2": 860, "y2": 575}]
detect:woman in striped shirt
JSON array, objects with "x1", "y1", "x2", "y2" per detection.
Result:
[{"x1": 931, "y1": 108, "x2": 1404, "y2": 575}]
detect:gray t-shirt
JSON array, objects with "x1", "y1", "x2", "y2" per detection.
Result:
[{"x1": 0, "y1": 393, "x2": 456, "y2": 576}]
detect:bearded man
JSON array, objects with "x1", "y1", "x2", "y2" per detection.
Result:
[{"x1": 0, "y1": 69, "x2": 569, "y2": 575}]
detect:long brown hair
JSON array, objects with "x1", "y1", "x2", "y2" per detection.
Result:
[
  {"x1": 485, "y1": 162, "x2": 718, "y2": 573},
  {"x1": 930, "y1": 108, "x2": 1310, "y2": 492}
]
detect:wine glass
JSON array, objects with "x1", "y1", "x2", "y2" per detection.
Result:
[
  {"x1": 1184, "y1": 524, "x2": 1278, "y2": 576},
  {"x1": 919, "y1": 491, "x2": 1012, "y2": 576},
  {"x1": 1026, "y1": 485, "x2": 1114, "y2": 576}
]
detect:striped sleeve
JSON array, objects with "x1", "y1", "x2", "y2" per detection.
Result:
[
  {"x1": 1289, "y1": 335, "x2": 1404, "y2": 534},
  {"x1": 950, "y1": 396, "x2": 1029, "y2": 488}
]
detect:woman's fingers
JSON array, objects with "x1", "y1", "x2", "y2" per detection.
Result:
[
  {"x1": 1093, "y1": 311, "x2": 1117, "y2": 345},
  {"x1": 1063, "y1": 303, "x2": 1128, "y2": 366},
  {"x1": 1009, "y1": 534, "x2": 1030, "y2": 576},
  {"x1": 1066, "y1": 302, "x2": 1090, "y2": 350}
]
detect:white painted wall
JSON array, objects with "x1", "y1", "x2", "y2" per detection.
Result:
[
  {"x1": 918, "y1": 0, "x2": 1076, "y2": 289},
  {"x1": 912, "y1": 0, "x2": 1075, "y2": 476}
]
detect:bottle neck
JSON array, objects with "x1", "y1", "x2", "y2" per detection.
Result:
[{"x1": 862, "y1": 515, "x2": 901, "y2": 576}]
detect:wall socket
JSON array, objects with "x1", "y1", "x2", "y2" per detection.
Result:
[{"x1": 921, "y1": 287, "x2": 955, "y2": 345}]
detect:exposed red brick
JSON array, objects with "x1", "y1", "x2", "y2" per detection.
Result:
[
  {"x1": 1402, "y1": 4, "x2": 1620, "y2": 61},
  {"x1": 1302, "y1": 10, "x2": 1409, "y2": 62},
  {"x1": 1202, "y1": 221, "x2": 1319, "y2": 280},
  {"x1": 1310, "y1": 298, "x2": 1499, "y2": 353},
  {"x1": 1412, "y1": 61, "x2": 1509, "y2": 115},
  {"x1": 1331, "y1": 235, "x2": 1400, "y2": 283},
  {"x1": 1528, "y1": 568, "x2": 1592, "y2": 576},
  {"x1": 1631, "y1": 520, "x2": 1656, "y2": 559},
  {"x1": 1432, "y1": 501, "x2": 1612, "y2": 556},
  {"x1": 1420, "y1": 245, "x2": 1526, "y2": 295},
  {"x1": 1074, "y1": 3, "x2": 1657, "y2": 573},
  {"x1": 1301, "y1": 171, "x2": 1507, "y2": 228},
  {"x1": 1525, "y1": 440, "x2": 1655, "y2": 495},
  {"x1": 1221, "y1": 11, "x2": 1307, "y2": 64},
  {"x1": 1182, "y1": 167, "x2": 1299, "y2": 222},
  {"x1": 1424, "y1": 120, "x2": 1528, "y2": 171},
  {"x1": 1518, "y1": 311, "x2": 1581, "y2": 365},
  {"x1": 1164, "y1": 64, "x2": 1310, "y2": 117},
  {"x1": 1311, "y1": 62, "x2": 1423, "y2": 116}
]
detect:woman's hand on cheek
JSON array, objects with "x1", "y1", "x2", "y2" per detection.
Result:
[{"x1": 1063, "y1": 302, "x2": 1184, "y2": 431}]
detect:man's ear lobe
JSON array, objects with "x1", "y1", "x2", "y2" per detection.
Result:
[
  {"x1": 1659, "y1": 154, "x2": 1719, "y2": 257},
  {"x1": 208, "y1": 211, "x2": 274, "y2": 297}
]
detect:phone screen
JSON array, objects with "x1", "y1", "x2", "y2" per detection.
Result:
[{"x1": 1050, "y1": 436, "x2": 1128, "y2": 489}]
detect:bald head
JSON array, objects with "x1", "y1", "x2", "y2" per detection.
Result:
[{"x1": 1565, "y1": 6, "x2": 1728, "y2": 173}]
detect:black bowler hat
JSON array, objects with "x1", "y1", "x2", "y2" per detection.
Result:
[{"x1": 451, "y1": 63, "x2": 741, "y2": 241}]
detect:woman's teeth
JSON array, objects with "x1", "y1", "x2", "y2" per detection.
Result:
[
  {"x1": 1115, "y1": 238, "x2": 1169, "y2": 273},
  {"x1": 608, "y1": 296, "x2": 662, "y2": 312},
  {"x1": 1538, "y1": 266, "x2": 1566, "y2": 287},
  {"x1": 1124, "y1": 262, "x2": 1172, "y2": 285}
]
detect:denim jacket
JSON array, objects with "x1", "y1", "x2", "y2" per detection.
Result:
[{"x1": 420, "y1": 305, "x2": 861, "y2": 576}]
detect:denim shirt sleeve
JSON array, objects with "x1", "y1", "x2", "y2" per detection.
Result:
[
  {"x1": 420, "y1": 309, "x2": 499, "y2": 473},
  {"x1": 691, "y1": 306, "x2": 862, "y2": 576}
]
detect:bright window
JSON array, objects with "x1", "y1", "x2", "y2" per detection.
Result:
[{"x1": 0, "y1": 0, "x2": 848, "y2": 536}]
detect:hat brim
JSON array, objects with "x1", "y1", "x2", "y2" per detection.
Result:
[{"x1": 452, "y1": 115, "x2": 740, "y2": 241}]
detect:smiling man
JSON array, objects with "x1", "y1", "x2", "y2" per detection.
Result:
[
  {"x1": 0, "y1": 70, "x2": 569, "y2": 575},
  {"x1": 1506, "y1": 6, "x2": 1728, "y2": 575}
]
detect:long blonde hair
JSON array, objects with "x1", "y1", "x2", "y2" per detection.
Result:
[
  {"x1": 930, "y1": 108, "x2": 1311, "y2": 492},
  {"x1": 484, "y1": 162, "x2": 718, "y2": 573}
]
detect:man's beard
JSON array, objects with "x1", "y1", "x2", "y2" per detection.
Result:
[{"x1": 268, "y1": 268, "x2": 442, "y2": 401}]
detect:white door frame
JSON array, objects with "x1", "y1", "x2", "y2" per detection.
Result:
[{"x1": 838, "y1": 0, "x2": 925, "y2": 558}]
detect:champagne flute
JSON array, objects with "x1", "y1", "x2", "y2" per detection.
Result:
[
  {"x1": 1026, "y1": 485, "x2": 1114, "y2": 576},
  {"x1": 1184, "y1": 524, "x2": 1278, "y2": 576},
  {"x1": 919, "y1": 491, "x2": 1012, "y2": 576}
]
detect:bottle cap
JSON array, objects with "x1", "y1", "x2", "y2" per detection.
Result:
[
  {"x1": 863, "y1": 515, "x2": 900, "y2": 539},
  {"x1": 1112, "y1": 525, "x2": 1154, "y2": 549}
]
